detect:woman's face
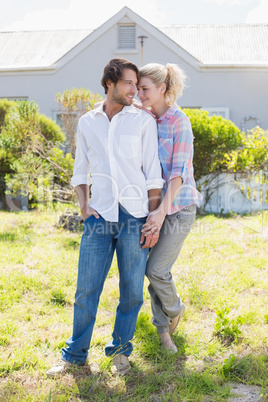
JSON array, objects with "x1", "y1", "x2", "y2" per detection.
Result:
[{"x1": 137, "y1": 77, "x2": 163, "y2": 109}]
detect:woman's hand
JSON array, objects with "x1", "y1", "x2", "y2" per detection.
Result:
[
  {"x1": 140, "y1": 232, "x2": 159, "y2": 249},
  {"x1": 141, "y1": 208, "x2": 166, "y2": 237},
  {"x1": 81, "y1": 206, "x2": 99, "y2": 221},
  {"x1": 132, "y1": 100, "x2": 156, "y2": 119},
  {"x1": 132, "y1": 100, "x2": 143, "y2": 109}
]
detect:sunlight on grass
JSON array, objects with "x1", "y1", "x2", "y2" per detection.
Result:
[{"x1": 0, "y1": 210, "x2": 267, "y2": 401}]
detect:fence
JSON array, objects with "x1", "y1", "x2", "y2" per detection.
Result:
[
  {"x1": 1, "y1": 171, "x2": 268, "y2": 214},
  {"x1": 198, "y1": 171, "x2": 268, "y2": 214}
]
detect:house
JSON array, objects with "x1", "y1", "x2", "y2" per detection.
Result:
[{"x1": 0, "y1": 6, "x2": 268, "y2": 131}]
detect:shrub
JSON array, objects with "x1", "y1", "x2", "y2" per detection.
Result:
[
  {"x1": 0, "y1": 100, "x2": 74, "y2": 208},
  {"x1": 38, "y1": 114, "x2": 65, "y2": 144},
  {"x1": 0, "y1": 101, "x2": 66, "y2": 165},
  {"x1": 0, "y1": 99, "x2": 16, "y2": 131},
  {"x1": 182, "y1": 109, "x2": 242, "y2": 181},
  {"x1": 214, "y1": 307, "x2": 245, "y2": 345},
  {"x1": 224, "y1": 127, "x2": 268, "y2": 173}
]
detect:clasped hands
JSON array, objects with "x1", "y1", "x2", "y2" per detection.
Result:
[
  {"x1": 82, "y1": 205, "x2": 165, "y2": 250},
  {"x1": 140, "y1": 208, "x2": 166, "y2": 249}
]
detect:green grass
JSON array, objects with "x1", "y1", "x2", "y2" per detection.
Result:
[{"x1": 0, "y1": 209, "x2": 267, "y2": 401}]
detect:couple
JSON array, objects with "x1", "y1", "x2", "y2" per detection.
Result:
[{"x1": 47, "y1": 58, "x2": 202, "y2": 376}]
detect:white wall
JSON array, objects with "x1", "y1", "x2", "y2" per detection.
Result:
[{"x1": 198, "y1": 172, "x2": 268, "y2": 214}]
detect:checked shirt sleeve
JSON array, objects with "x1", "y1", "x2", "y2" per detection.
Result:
[{"x1": 170, "y1": 115, "x2": 194, "y2": 183}]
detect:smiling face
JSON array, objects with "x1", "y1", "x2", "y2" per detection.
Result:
[
  {"x1": 109, "y1": 68, "x2": 137, "y2": 106},
  {"x1": 137, "y1": 76, "x2": 164, "y2": 109}
]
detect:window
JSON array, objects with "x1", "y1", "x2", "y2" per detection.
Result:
[
  {"x1": 241, "y1": 116, "x2": 260, "y2": 131},
  {"x1": 0, "y1": 96, "x2": 28, "y2": 101},
  {"x1": 182, "y1": 106, "x2": 202, "y2": 109},
  {"x1": 118, "y1": 24, "x2": 136, "y2": 49},
  {"x1": 202, "y1": 107, "x2": 230, "y2": 120}
]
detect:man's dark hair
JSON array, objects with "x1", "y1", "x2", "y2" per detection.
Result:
[{"x1": 101, "y1": 58, "x2": 140, "y2": 94}]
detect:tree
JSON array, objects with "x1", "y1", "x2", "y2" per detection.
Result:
[
  {"x1": 56, "y1": 88, "x2": 103, "y2": 157},
  {"x1": 0, "y1": 100, "x2": 74, "y2": 207}
]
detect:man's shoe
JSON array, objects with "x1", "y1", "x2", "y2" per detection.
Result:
[
  {"x1": 159, "y1": 332, "x2": 178, "y2": 354},
  {"x1": 46, "y1": 359, "x2": 73, "y2": 377},
  {"x1": 169, "y1": 304, "x2": 186, "y2": 334},
  {"x1": 111, "y1": 354, "x2": 131, "y2": 375}
]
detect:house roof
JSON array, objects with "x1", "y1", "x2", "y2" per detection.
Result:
[
  {"x1": 158, "y1": 24, "x2": 268, "y2": 66},
  {"x1": 0, "y1": 7, "x2": 267, "y2": 71},
  {"x1": 0, "y1": 30, "x2": 93, "y2": 69}
]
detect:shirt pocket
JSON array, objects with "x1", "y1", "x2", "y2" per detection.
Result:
[
  {"x1": 118, "y1": 135, "x2": 140, "y2": 159},
  {"x1": 158, "y1": 137, "x2": 173, "y2": 159}
]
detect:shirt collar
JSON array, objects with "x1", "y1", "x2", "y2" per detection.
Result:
[
  {"x1": 92, "y1": 101, "x2": 105, "y2": 115},
  {"x1": 93, "y1": 101, "x2": 138, "y2": 116},
  {"x1": 157, "y1": 105, "x2": 178, "y2": 122},
  {"x1": 119, "y1": 104, "x2": 139, "y2": 114}
]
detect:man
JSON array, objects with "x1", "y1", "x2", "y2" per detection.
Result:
[{"x1": 47, "y1": 58, "x2": 163, "y2": 376}]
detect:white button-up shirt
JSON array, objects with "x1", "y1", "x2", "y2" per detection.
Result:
[{"x1": 71, "y1": 103, "x2": 164, "y2": 222}]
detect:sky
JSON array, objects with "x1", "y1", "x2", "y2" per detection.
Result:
[{"x1": 0, "y1": 0, "x2": 267, "y2": 32}]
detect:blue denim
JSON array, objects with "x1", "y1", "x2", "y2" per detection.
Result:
[{"x1": 62, "y1": 204, "x2": 148, "y2": 364}]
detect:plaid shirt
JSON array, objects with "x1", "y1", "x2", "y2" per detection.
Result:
[{"x1": 157, "y1": 105, "x2": 203, "y2": 214}]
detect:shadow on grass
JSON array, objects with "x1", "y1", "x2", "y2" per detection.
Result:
[
  {"x1": 134, "y1": 312, "x2": 187, "y2": 363},
  {"x1": 44, "y1": 330, "x2": 268, "y2": 400},
  {"x1": 3, "y1": 354, "x2": 267, "y2": 402},
  {"x1": 0, "y1": 232, "x2": 17, "y2": 241},
  {"x1": 44, "y1": 313, "x2": 190, "y2": 401},
  {"x1": 16, "y1": 317, "x2": 266, "y2": 400},
  {"x1": 52, "y1": 353, "x2": 232, "y2": 401},
  {"x1": 60, "y1": 238, "x2": 81, "y2": 250}
]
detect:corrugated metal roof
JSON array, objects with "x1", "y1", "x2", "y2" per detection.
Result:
[
  {"x1": 0, "y1": 30, "x2": 93, "y2": 69},
  {"x1": 0, "y1": 24, "x2": 268, "y2": 69},
  {"x1": 158, "y1": 24, "x2": 268, "y2": 65}
]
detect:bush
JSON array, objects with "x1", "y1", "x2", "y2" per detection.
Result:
[
  {"x1": 0, "y1": 101, "x2": 66, "y2": 167},
  {"x1": 0, "y1": 100, "x2": 74, "y2": 208},
  {"x1": 225, "y1": 127, "x2": 268, "y2": 172},
  {"x1": 183, "y1": 109, "x2": 242, "y2": 181},
  {"x1": 38, "y1": 114, "x2": 65, "y2": 144},
  {"x1": 0, "y1": 99, "x2": 16, "y2": 131}
]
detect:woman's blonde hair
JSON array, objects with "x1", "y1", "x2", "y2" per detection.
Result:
[{"x1": 139, "y1": 63, "x2": 187, "y2": 105}]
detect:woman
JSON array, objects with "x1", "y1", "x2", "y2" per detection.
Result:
[{"x1": 137, "y1": 63, "x2": 202, "y2": 353}]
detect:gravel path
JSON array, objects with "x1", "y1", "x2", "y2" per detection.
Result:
[{"x1": 228, "y1": 383, "x2": 264, "y2": 401}]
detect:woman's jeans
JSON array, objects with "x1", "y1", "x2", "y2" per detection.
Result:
[
  {"x1": 62, "y1": 205, "x2": 148, "y2": 364},
  {"x1": 146, "y1": 204, "x2": 196, "y2": 334}
]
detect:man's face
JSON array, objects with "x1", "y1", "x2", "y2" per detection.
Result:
[{"x1": 110, "y1": 69, "x2": 137, "y2": 106}]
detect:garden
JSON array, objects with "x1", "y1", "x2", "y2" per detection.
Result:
[
  {"x1": 0, "y1": 208, "x2": 267, "y2": 401},
  {"x1": 0, "y1": 92, "x2": 267, "y2": 401}
]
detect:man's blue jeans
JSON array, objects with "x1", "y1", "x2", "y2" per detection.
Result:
[{"x1": 62, "y1": 205, "x2": 148, "y2": 364}]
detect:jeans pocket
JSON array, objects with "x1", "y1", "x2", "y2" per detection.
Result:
[
  {"x1": 83, "y1": 214, "x2": 94, "y2": 224},
  {"x1": 176, "y1": 206, "x2": 196, "y2": 225}
]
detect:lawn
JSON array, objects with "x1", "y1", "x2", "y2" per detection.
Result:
[{"x1": 0, "y1": 209, "x2": 267, "y2": 401}]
